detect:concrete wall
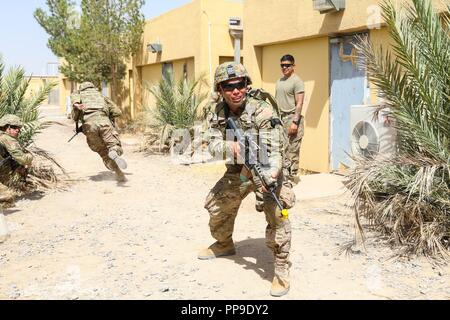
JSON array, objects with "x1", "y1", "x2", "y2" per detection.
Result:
[
  {"x1": 135, "y1": 0, "x2": 243, "y2": 82},
  {"x1": 243, "y1": 0, "x2": 446, "y2": 173},
  {"x1": 26, "y1": 76, "x2": 59, "y2": 105},
  {"x1": 130, "y1": 0, "x2": 243, "y2": 117},
  {"x1": 261, "y1": 37, "x2": 330, "y2": 173},
  {"x1": 140, "y1": 57, "x2": 195, "y2": 111},
  {"x1": 54, "y1": 0, "x2": 446, "y2": 170}
]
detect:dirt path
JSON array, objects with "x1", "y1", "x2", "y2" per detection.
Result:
[{"x1": 0, "y1": 112, "x2": 449, "y2": 300}]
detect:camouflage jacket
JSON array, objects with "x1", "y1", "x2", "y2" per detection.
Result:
[
  {"x1": 0, "y1": 132, "x2": 33, "y2": 175},
  {"x1": 71, "y1": 88, "x2": 122, "y2": 123},
  {"x1": 203, "y1": 95, "x2": 286, "y2": 179}
]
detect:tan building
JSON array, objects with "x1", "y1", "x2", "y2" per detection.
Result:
[
  {"x1": 58, "y1": 0, "x2": 244, "y2": 121},
  {"x1": 58, "y1": 0, "x2": 447, "y2": 173},
  {"x1": 128, "y1": 0, "x2": 244, "y2": 119},
  {"x1": 26, "y1": 75, "x2": 59, "y2": 105},
  {"x1": 243, "y1": 0, "x2": 446, "y2": 173}
]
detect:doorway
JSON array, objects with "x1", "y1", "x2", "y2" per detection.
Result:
[{"x1": 329, "y1": 33, "x2": 370, "y2": 171}]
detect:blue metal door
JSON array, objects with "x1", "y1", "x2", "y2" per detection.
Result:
[{"x1": 330, "y1": 34, "x2": 369, "y2": 170}]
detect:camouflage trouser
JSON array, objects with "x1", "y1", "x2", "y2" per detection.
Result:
[
  {"x1": 281, "y1": 113, "x2": 304, "y2": 179},
  {"x1": 0, "y1": 182, "x2": 14, "y2": 206},
  {"x1": 204, "y1": 169, "x2": 294, "y2": 278},
  {"x1": 82, "y1": 117, "x2": 123, "y2": 173}
]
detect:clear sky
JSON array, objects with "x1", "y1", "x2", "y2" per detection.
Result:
[{"x1": 0, "y1": 0, "x2": 192, "y2": 76}]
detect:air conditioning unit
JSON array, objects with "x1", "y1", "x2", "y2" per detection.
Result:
[
  {"x1": 350, "y1": 105, "x2": 396, "y2": 164},
  {"x1": 313, "y1": 0, "x2": 345, "y2": 14}
]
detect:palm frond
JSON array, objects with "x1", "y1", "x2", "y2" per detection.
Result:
[
  {"x1": 143, "y1": 74, "x2": 208, "y2": 151},
  {"x1": 349, "y1": 0, "x2": 450, "y2": 258},
  {"x1": 0, "y1": 56, "x2": 64, "y2": 198}
]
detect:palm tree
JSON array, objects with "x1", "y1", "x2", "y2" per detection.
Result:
[
  {"x1": 0, "y1": 56, "x2": 63, "y2": 193},
  {"x1": 346, "y1": 0, "x2": 450, "y2": 258},
  {"x1": 144, "y1": 73, "x2": 208, "y2": 152},
  {"x1": 0, "y1": 56, "x2": 55, "y2": 146}
]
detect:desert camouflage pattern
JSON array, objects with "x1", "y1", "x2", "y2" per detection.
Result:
[
  {"x1": 0, "y1": 114, "x2": 23, "y2": 128},
  {"x1": 281, "y1": 113, "x2": 304, "y2": 179},
  {"x1": 0, "y1": 132, "x2": 33, "y2": 170},
  {"x1": 70, "y1": 84, "x2": 123, "y2": 174},
  {"x1": 82, "y1": 117, "x2": 124, "y2": 174},
  {"x1": 0, "y1": 182, "x2": 14, "y2": 204},
  {"x1": 202, "y1": 95, "x2": 294, "y2": 280},
  {"x1": 0, "y1": 131, "x2": 33, "y2": 197},
  {"x1": 203, "y1": 96, "x2": 284, "y2": 175},
  {"x1": 214, "y1": 62, "x2": 252, "y2": 91}
]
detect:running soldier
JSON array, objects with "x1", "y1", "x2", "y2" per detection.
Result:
[{"x1": 71, "y1": 82, "x2": 127, "y2": 182}]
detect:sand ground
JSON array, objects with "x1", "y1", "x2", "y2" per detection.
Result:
[{"x1": 0, "y1": 109, "x2": 449, "y2": 300}]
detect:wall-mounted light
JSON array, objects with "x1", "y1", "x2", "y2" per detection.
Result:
[
  {"x1": 147, "y1": 43, "x2": 162, "y2": 53},
  {"x1": 313, "y1": 0, "x2": 345, "y2": 14},
  {"x1": 229, "y1": 17, "x2": 242, "y2": 30}
]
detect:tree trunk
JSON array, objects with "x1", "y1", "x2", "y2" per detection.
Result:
[{"x1": 110, "y1": 64, "x2": 118, "y2": 103}]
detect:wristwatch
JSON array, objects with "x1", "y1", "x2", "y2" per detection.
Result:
[{"x1": 292, "y1": 118, "x2": 301, "y2": 125}]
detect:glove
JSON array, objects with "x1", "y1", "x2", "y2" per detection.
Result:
[{"x1": 261, "y1": 171, "x2": 278, "y2": 190}]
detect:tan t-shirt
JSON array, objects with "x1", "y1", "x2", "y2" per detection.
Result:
[{"x1": 275, "y1": 73, "x2": 305, "y2": 113}]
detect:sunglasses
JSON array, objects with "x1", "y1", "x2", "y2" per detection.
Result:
[
  {"x1": 280, "y1": 64, "x2": 293, "y2": 69},
  {"x1": 9, "y1": 125, "x2": 21, "y2": 130},
  {"x1": 221, "y1": 81, "x2": 247, "y2": 92}
]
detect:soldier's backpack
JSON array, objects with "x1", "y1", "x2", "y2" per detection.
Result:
[{"x1": 247, "y1": 88, "x2": 282, "y2": 118}]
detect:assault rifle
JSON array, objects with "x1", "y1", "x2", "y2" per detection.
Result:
[
  {"x1": 67, "y1": 121, "x2": 83, "y2": 143},
  {"x1": 226, "y1": 118, "x2": 288, "y2": 219},
  {"x1": 0, "y1": 142, "x2": 30, "y2": 169},
  {"x1": 0, "y1": 139, "x2": 33, "y2": 171}
]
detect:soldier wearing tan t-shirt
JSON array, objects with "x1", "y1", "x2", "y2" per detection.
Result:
[{"x1": 275, "y1": 54, "x2": 305, "y2": 185}]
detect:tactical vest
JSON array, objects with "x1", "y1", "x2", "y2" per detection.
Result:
[
  {"x1": 247, "y1": 88, "x2": 281, "y2": 118},
  {"x1": 0, "y1": 138, "x2": 8, "y2": 162},
  {"x1": 80, "y1": 88, "x2": 107, "y2": 114}
]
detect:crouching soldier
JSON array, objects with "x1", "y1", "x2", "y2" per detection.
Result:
[
  {"x1": 0, "y1": 114, "x2": 33, "y2": 204},
  {"x1": 198, "y1": 62, "x2": 295, "y2": 297},
  {"x1": 70, "y1": 82, "x2": 127, "y2": 182}
]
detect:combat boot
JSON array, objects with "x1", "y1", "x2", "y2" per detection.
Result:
[
  {"x1": 288, "y1": 175, "x2": 301, "y2": 185},
  {"x1": 0, "y1": 193, "x2": 13, "y2": 202},
  {"x1": 108, "y1": 150, "x2": 127, "y2": 170},
  {"x1": 197, "y1": 241, "x2": 236, "y2": 260},
  {"x1": 270, "y1": 275, "x2": 290, "y2": 297},
  {"x1": 0, "y1": 187, "x2": 14, "y2": 203},
  {"x1": 115, "y1": 170, "x2": 127, "y2": 183}
]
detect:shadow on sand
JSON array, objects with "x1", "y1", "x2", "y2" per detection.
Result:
[
  {"x1": 225, "y1": 238, "x2": 274, "y2": 283},
  {"x1": 17, "y1": 190, "x2": 46, "y2": 202},
  {"x1": 88, "y1": 171, "x2": 132, "y2": 187},
  {"x1": 1, "y1": 190, "x2": 46, "y2": 216},
  {"x1": 2, "y1": 208, "x2": 21, "y2": 216}
]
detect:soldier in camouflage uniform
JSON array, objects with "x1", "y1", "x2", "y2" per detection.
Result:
[
  {"x1": 275, "y1": 55, "x2": 305, "y2": 185},
  {"x1": 0, "y1": 115, "x2": 33, "y2": 205},
  {"x1": 71, "y1": 82, "x2": 127, "y2": 182},
  {"x1": 198, "y1": 62, "x2": 295, "y2": 297}
]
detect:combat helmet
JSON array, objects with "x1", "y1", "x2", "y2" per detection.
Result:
[
  {"x1": 0, "y1": 114, "x2": 23, "y2": 128},
  {"x1": 214, "y1": 62, "x2": 252, "y2": 91},
  {"x1": 79, "y1": 81, "x2": 96, "y2": 91}
]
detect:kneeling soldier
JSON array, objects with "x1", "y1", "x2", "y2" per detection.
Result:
[{"x1": 0, "y1": 114, "x2": 33, "y2": 204}]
